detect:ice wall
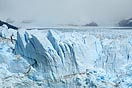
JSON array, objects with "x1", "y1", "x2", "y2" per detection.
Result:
[
  {"x1": 14, "y1": 28, "x2": 132, "y2": 87},
  {"x1": 1, "y1": 26, "x2": 132, "y2": 87}
]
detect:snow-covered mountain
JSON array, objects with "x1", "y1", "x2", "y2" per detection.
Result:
[
  {"x1": 1, "y1": 25, "x2": 132, "y2": 87},
  {"x1": 118, "y1": 18, "x2": 132, "y2": 27}
]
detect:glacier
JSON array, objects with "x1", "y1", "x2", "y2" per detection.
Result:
[{"x1": 0, "y1": 25, "x2": 132, "y2": 88}]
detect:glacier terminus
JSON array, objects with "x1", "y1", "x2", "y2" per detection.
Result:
[{"x1": 0, "y1": 25, "x2": 132, "y2": 88}]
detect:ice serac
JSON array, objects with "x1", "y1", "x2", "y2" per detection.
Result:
[
  {"x1": 13, "y1": 28, "x2": 132, "y2": 87},
  {"x1": 0, "y1": 37, "x2": 39, "y2": 87},
  {"x1": 15, "y1": 30, "x2": 80, "y2": 81}
]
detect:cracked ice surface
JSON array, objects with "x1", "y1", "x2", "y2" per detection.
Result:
[{"x1": 1, "y1": 25, "x2": 132, "y2": 87}]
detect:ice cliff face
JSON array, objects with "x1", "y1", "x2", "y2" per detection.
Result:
[{"x1": 1, "y1": 25, "x2": 132, "y2": 88}]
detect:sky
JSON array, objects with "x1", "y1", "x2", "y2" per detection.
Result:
[{"x1": 0, "y1": 0, "x2": 132, "y2": 27}]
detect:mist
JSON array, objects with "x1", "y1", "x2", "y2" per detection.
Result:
[{"x1": 0, "y1": 0, "x2": 132, "y2": 27}]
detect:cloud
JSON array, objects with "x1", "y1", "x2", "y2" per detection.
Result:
[{"x1": 0, "y1": 0, "x2": 132, "y2": 27}]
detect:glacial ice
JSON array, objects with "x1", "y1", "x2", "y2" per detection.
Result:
[{"x1": 1, "y1": 25, "x2": 132, "y2": 87}]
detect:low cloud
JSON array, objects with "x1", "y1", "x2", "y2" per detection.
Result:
[{"x1": 0, "y1": 0, "x2": 132, "y2": 27}]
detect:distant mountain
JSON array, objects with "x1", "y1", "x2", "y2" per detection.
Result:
[
  {"x1": 63, "y1": 22, "x2": 98, "y2": 27},
  {"x1": 82, "y1": 22, "x2": 98, "y2": 26},
  {"x1": 0, "y1": 20, "x2": 18, "y2": 30},
  {"x1": 118, "y1": 18, "x2": 132, "y2": 27}
]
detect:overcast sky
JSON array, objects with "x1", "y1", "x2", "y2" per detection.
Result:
[{"x1": 0, "y1": 0, "x2": 132, "y2": 27}]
